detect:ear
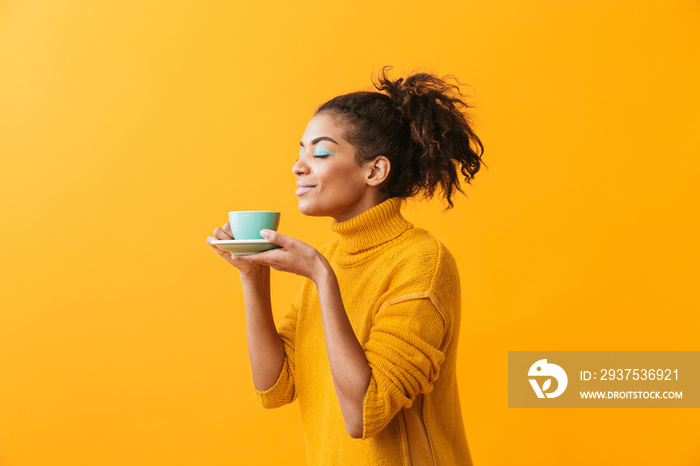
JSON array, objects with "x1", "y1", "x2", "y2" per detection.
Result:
[{"x1": 365, "y1": 156, "x2": 391, "y2": 187}]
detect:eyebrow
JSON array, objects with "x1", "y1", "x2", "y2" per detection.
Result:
[{"x1": 299, "y1": 136, "x2": 339, "y2": 147}]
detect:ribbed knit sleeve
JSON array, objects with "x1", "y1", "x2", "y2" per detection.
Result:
[
  {"x1": 361, "y1": 295, "x2": 447, "y2": 439},
  {"x1": 251, "y1": 290, "x2": 301, "y2": 408}
]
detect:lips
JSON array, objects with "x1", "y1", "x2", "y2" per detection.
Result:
[{"x1": 296, "y1": 184, "x2": 316, "y2": 196}]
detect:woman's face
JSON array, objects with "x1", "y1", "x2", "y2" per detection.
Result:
[{"x1": 293, "y1": 113, "x2": 377, "y2": 222}]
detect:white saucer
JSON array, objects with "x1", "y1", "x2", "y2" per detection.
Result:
[{"x1": 211, "y1": 239, "x2": 281, "y2": 255}]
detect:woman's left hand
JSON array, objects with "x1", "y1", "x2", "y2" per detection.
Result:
[{"x1": 231, "y1": 229, "x2": 328, "y2": 282}]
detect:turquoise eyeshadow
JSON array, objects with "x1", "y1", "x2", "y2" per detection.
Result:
[{"x1": 314, "y1": 146, "x2": 334, "y2": 156}]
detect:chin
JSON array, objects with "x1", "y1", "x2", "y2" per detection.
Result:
[{"x1": 297, "y1": 199, "x2": 322, "y2": 217}]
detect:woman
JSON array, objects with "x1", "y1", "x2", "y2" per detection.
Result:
[{"x1": 207, "y1": 66, "x2": 484, "y2": 465}]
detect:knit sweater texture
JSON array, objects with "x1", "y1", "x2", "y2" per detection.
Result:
[{"x1": 253, "y1": 197, "x2": 472, "y2": 465}]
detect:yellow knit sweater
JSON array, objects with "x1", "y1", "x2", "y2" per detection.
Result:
[{"x1": 254, "y1": 198, "x2": 473, "y2": 466}]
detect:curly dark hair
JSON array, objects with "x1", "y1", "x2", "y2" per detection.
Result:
[{"x1": 314, "y1": 65, "x2": 486, "y2": 209}]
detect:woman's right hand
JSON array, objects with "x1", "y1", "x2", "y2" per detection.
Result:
[{"x1": 206, "y1": 222, "x2": 264, "y2": 275}]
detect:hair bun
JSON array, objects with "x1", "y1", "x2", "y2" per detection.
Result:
[
  {"x1": 373, "y1": 66, "x2": 471, "y2": 145},
  {"x1": 372, "y1": 70, "x2": 409, "y2": 118}
]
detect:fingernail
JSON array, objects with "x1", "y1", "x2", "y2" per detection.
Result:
[{"x1": 260, "y1": 229, "x2": 269, "y2": 237}]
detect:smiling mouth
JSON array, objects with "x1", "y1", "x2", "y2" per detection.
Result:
[{"x1": 296, "y1": 185, "x2": 316, "y2": 196}]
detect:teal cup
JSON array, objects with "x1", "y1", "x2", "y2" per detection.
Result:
[{"x1": 228, "y1": 211, "x2": 281, "y2": 240}]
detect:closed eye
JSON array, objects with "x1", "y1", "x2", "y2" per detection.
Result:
[{"x1": 314, "y1": 145, "x2": 334, "y2": 157}]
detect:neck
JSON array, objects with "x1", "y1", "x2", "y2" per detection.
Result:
[
  {"x1": 331, "y1": 192, "x2": 389, "y2": 223},
  {"x1": 330, "y1": 197, "x2": 413, "y2": 256}
]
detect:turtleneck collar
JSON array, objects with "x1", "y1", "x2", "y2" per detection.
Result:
[{"x1": 329, "y1": 197, "x2": 413, "y2": 255}]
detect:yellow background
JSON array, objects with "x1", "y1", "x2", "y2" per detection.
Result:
[{"x1": 1, "y1": 0, "x2": 698, "y2": 465}]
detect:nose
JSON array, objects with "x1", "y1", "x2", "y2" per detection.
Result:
[{"x1": 292, "y1": 153, "x2": 309, "y2": 176}]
